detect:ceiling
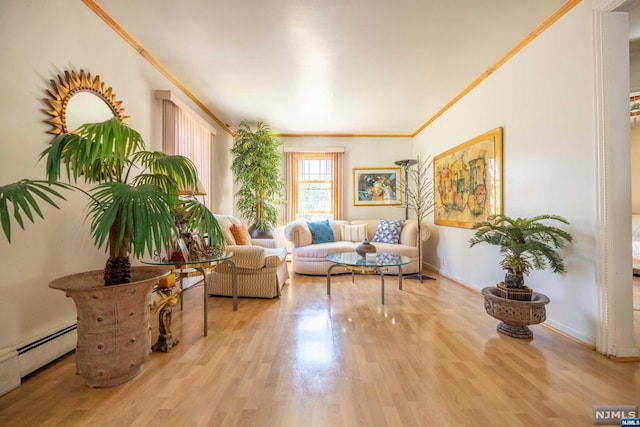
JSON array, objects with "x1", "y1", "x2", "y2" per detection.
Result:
[{"x1": 89, "y1": 0, "x2": 636, "y2": 136}]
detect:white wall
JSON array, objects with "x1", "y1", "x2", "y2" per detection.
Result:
[
  {"x1": 414, "y1": 0, "x2": 601, "y2": 344},
  {"x1": 280, "y1": 136, "x2": 414, "y2": 221},
  {"x1": 0, "y1": 0, "x2": 233, "y2": 353}
]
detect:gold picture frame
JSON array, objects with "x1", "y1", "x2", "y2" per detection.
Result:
[
  {"x1": 353, "y1": 167, "x2": 402, "y2": 206},
  {"x1": 433, "y1": 127, "x2": 503, "y2": 228}
]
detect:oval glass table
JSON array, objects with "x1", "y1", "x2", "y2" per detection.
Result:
[
  {"x1": 142, "y1": 252, "x2": 237, "y2": 337},
  {"x1": 326, "y1": 252, "x2": 411, "y2": 304}
]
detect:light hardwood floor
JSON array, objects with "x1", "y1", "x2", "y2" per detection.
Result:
[{"x1": 1, "y1": 268, "x2": 639, "y2": 427}]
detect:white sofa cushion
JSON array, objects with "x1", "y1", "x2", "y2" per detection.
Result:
[
  {"x1": 371, "y1": 242, "x2": 417, "y2": 258},
  {"x1": 293, "y1": 241, "x2": 356, "y2": 260}
]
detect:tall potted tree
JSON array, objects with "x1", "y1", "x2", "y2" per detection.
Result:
[
  {"x1": 469, "y1": 213, "x2": 573, "y2": 338},
  {"x1": 230, "y1": 121, "x2": 286, "y2": 238},
  {"x1": 0, "y1": 117, "x2": 224, "y2": 386}
]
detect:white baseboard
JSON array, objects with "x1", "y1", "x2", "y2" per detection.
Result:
[
  {"x1": 15, "y1": 321, "x2": 77, "y2": 378},
  {"x1": 543, "y1": 319, "x2": 595, "y2": 347},
  {"x1": 0, "y1": 320, "x2": 78, "y2": 397},
  {"x1": 0, "y1": 348, "x2": 20, "y2": 396}
]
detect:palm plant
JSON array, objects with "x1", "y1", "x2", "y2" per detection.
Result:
[
  {"x1": 0, "y1": 117, "x2": 224, "y2": 286},
  {"x1": 231, "y1": 121, "x2": 285, "y2": 236},
  {"x1": 469, "y1": 214, "x2": 573, "y2": 288}
]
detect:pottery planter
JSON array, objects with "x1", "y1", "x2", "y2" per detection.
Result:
[
  {"x1": 49, "y1": 266, "x2": 170, "y2": 387},
  {"x1": 248, "y1": 224, "x2": 274, "y2": 239},
  {"x1": 481, "y1": 286, "x2": 550, "y2": 339}
]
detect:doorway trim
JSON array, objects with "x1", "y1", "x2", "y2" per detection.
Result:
[{"x1": 594, "y1": 0, "x2": 640, "y2": 357}]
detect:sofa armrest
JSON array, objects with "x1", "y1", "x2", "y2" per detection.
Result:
[
  {"x1": 263, "y1": 247, "x2": 287, "y2": 268},
  {"x1": 399, "y1": 220, "x2": 431, "y2": 247},
  {"x1": 419, "y1": 222, "x2": 431, "y2": 242},
  {"x1": 284, "y1": 221, "x2": 313, "y2": 248},
  {"x1": 226, "y1": 245, "x2": 266, "y2": 269}
]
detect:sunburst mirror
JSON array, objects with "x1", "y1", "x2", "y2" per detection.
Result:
[{"x1": 43, "y1": 69, "x2": 128, "y2": 135}]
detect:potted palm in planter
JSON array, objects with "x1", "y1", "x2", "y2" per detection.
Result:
[
  {"x1": 0, "y1": 117, "x2": 224, "y2": 386},
  {"x1": 469, "y1": 214, "x2": 573, "y2": 338},
  {"x1": 230, "y1": 121, "x2": 286, "y2": 238}
]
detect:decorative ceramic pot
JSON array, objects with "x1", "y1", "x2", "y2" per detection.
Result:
[
  {"x1": 355, "y1": 239, "x2": 377, "y2": 257},
  {"x1": 49, "y1": 266, "x2": 170, "y2": 387},
  {"x1": 481, "y1": 286, "x2": 550, "y2": 339},
  {"x1": 248, "y1": 224, "x2": 274, "y2": 239}
]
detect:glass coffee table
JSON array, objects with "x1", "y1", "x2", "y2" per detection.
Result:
[{"x1": 326, "y1": 252, "x2": 411, "y2": 304}]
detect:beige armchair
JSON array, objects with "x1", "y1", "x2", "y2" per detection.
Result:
[{"x1": 208, "y1": 215, "x2": 289, "y2": 298}]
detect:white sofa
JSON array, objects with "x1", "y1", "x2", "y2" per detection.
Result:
[
  {"x1": 208, "y1": 214, "x2": 289, "y2": 298},
  {"x1": 284, "y1": 219, "x2": 430, "y2": 275}
]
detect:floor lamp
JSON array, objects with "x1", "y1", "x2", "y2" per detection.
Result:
[
  {"x1": 394, "y1": 159, "x2": 435, "y2": 282},
  {"x1": 394, "y1": 159, "x2": 417, "y2": 220}
]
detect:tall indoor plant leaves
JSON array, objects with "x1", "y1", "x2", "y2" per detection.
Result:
[
  {"x1": 0, "y1": 117, "x2": 224, "y2": 286},
  {"x1": 469, "y1": 213, "x2": 573, "y2": 287},
  {"x1": 231, "y1": 121, "x2": 286, "y2": 234}
]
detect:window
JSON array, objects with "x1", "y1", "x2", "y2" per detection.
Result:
[
  {"x1": 286, "y1": 149, "x2": 344, "y2": 222},
  {"x1": 157, "y1": 91, "x2": 215, "y2": 207}
]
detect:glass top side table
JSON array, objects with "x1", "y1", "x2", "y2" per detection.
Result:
[{"x1": 141, "y1": 252, "x2": 237, "y2": 337}]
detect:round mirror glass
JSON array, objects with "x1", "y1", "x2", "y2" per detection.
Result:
[{"x1": 66, "y1": 91, "x2": 115, "y2": 132}]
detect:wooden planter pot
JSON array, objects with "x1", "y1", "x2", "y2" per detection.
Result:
[{"x1": 49, "y1": 266, "x2": 170, "y2": 387}]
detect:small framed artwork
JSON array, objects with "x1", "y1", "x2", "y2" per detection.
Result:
[
  {"x1": 353, "y1": 167, "x2": 402, "y2": 206},
  {"x1": 433, "y1": 127, "x2": 503, "y2": 228}
]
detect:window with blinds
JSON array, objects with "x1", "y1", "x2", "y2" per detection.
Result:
[{"x1": 159, "y1": 93, "x2": 214, "y2": 206}]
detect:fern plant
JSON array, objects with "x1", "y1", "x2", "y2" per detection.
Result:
[
  {"x1": 0, "y1": 117, "x2": 224, "y2": 286},
  {"x1": 469, "y1": 214, "x2": 573, "y2": 288}
]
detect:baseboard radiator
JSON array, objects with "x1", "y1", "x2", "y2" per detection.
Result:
[{"x1": 0, "y1": 322, "x2": 77, "y2": 396}]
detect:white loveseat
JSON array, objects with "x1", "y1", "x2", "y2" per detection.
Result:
[{"x1": 284, "y1": 219, "x2": 430, "y2": 275}]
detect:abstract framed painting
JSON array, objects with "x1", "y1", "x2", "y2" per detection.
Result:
[
  {"x1": 433, "y1": 127, "x2": 503, "y2": 228},
  {"x1": 353, "y1": 167, "x2": 402, "y2": 206}
]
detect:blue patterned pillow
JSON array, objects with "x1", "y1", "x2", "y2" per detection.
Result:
[
  {"x1": 372, "y1": 219, "x2": 404, "y2": 244},
  {"x1": 308, "y1": 220, "x2": 335, "y2": 244}
]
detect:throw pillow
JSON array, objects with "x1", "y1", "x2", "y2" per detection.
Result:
[
  {"x1": 230, "y1": 223, "x2": 252, "y2": 245},
  {"x1": 307, "y1": 220, "x2": 336, "y2": 244},
  {"x1": 341, "y1": 224, "x2": 368, "y2": 242},
  {"x1": 215, "y1": 216, "x2": 237, "y2": 245},
  {"x1": 371, "y1": 219, "x2": 404, "y2": 244}
]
